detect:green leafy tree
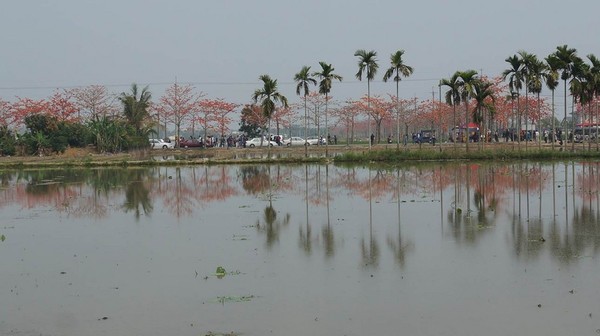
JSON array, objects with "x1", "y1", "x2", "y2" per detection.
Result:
[
  {"x1": 383, "y1": 50, "x2": 413, "y2": 149},
  {"x1": 87, "y1": 117, "x2": 129, "y2": 153},
  {"x1": 252, "y1": 75, "x2": 288, "y2": 145},
  {"x1": 239, "y1": 104, "x2": 265, "y2": 138},
  {"x1": 0, "y1": 125, "x2": 17, "y2": 156},
  {"x1": 119, "y1": 83, "x2": 154, "y2": 148},
  {"x1": 354, "y1": 49, "x2": 379, "y2": 145},
  {"x1": 22, "y1": 114, "x2": 64, "y2": 154}
]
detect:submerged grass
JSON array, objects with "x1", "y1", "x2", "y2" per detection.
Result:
[{"x1": 335, "y1": 147, "x2": 600, "y2": 162}]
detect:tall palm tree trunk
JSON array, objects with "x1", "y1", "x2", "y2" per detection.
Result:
[
  {"x1": 367, "y1": 80, "x2": 371, "y2": 150},
  {"x1": 465, "y1": 101, "x2": 469, "y2": 152},
  {"x1": 396, "y1": 81, "x2": 400, "y2": 150},
  {"x1": 538, "y1": 92, "x2": 542, "y2": 150},
  {"x1": 564, "y1": 79, "x2": 568, "y2": 148},
  {"x1": 571, "y1": 95, "x2": 576, "y2": 151},
  {"x1": 453, "y1": 104, "x2": 457, "y2": 151},
  {"x1": 325, "y1": 93, "x2": 329, "y2": 156},
  {"x1": 304, "y1": 95, "x2": 308, "y2": 158},
  {"x1": 517, "y1": 93, "x2": 521, "y2": 147},
  {"x1": 524, "y1": 85, "x2": 529, "y2": 150},
  {"x1": 551, "y1": 90, "x2": 555, "y2": 150}
]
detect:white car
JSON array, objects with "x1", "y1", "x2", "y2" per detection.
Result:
[
  {"x1": 306, "y1": 136, "x2": 327, "y2": 145},
  {"x1": 149, "y1": 138, "x2": 175, "y2": 149},
  {"x1": 283, "y1": 137, "x2": 308, "y2": 146},
  {"x1": 246, "y1": 137, "x2": 277, "y2": 148}
]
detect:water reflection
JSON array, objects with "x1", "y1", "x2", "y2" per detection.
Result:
[
  {"x1": 1, "y1": 161, "x2": 600, "y2": 264},
  {"x1": 122, "y1": 170, "x2": 153, "y2": 220}
]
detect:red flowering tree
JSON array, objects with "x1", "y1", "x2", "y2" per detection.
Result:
[
  {"x1": 305, "y1": 91, "x2": 330, "y2": 137},
  {"x1": 201, "y1": 98, "x2": 239, "y2": 138},
  {"x1": 0, "y1": 99, "x2": 13, "y2": 128},
  {"x1": 196, "y1": 99, "x2": 218, "y2": 141},
  {"x1": 355, "y1": 95, "x2": 394, "y2": 143},
  {"x1": 331, "y1": 99, "x2": 361, "y2": 144},
  {"x1": 271, "y1": 105, "x2": 295, "y2": 136},
  {"x1": 155, "y1": 83, "x2": 204, "y2": 144},
  {"x1": 47, "y1": 91, "x2": 79, "y2": 123},
  {"x1": 69, "y1": 85, "x2": 119, "y2": 122},
  {"x1": 239, "y1": 104, "x2": 267, "y2": 137},
  {"x1": 11, "y1": 97, "x2": 49, "y2": 130}
]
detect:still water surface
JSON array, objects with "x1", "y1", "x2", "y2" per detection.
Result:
[{"x1": 1, "y1": 162, "x2": 599, "y2": 336}]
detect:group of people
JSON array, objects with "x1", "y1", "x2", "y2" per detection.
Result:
[{"x1": 500, "y1": 128, "x2": 564, "y2": 144}]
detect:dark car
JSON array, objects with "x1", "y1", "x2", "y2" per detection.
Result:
[
  {"x1": 179, "y1": 139, "x2": 203, "y2": 148},
  {"x1": 414, "y1": 130, "x2": 436, "y2": 144}
]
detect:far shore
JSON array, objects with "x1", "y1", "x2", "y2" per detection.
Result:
[{"x1": 1, "y1": 141, "x2": 599, "y2": 168}]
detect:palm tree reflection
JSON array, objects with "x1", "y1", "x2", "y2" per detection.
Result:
[
  {"x1": 256, "y1": 165, "x2": 290, "y2": 249},
  {"x1": 298, "y1": 165, "x2": 312, "y2": 254},
  {"x1": 361, "y1": 167, "x2": 379, "y2": 268},
  {"x1": 122, "y1": 169, "x2": 153, "y2": 220},
  {"x1": 387, "y1": 169, "x2": 413, "y2": 267},
  {"x1": 322, "y1": 165, "x2": 334, "y2": 257}
]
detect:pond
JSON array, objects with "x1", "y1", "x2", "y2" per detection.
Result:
[{"x1": 1, "y1": 162, "x2": 599, "y2": 336}]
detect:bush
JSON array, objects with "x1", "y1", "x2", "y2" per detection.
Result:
[{"x1": 0, "y1": 126, "x2": 17, "y2": 156}]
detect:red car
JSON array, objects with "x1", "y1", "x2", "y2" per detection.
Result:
[{"x1": 179, "y1": 139, "x2": 204, "y2": 148}]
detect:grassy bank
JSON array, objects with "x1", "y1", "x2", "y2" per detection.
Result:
[{"x1": 0, "y1": 143, "x2": 599, "y2": 169}]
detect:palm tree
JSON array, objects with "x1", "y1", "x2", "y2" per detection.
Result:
[
  {"x1": 472, "y1": 78, "x2": 496, "y2": 147},
  {"x1": 294, "y1": 66, "x2": 317, "y2": 156},
  {"x1": 553, "y1": 45, "x2": 579, "y2": 146},
  {"x1": 587, "y1": 54, "x2": 600, "y2": 149},
  {"x1": 571, "y1": 58, "x2": 593, "y2": 149},
  {"x1": 383, "y1": 50, "x2": 413, "y2": 150},
  {"x1": 458, "y1": 70, "x2": 478, "y2": 151},
  {"x1": 354, "y1": 49, "x2": 379, "y2": 148},
  {"x1": 119, "y1": 83, "x2": 152, "y2": 136},
  {"x1": 312, "y1": 62, "x2": 342, "y2": 155},
  {"x1": 518, "y1": 50, "x2": 537, "y2": 148},
  {"x1": 252, "y1": 74, "x2": 288, "y2": 148},
  {"x1": 545, "y1": 54, "x2": 561, "y2": 149},
  {"x1": 440, "y1": 72, "x2": 462, "y2": 148},
  {"x1": 502, "y1": 55, "x2": 524, "y2": 144},
  {"x1": 568, "y1": 57, "x2": 589, "y2": 150},
  {"x1": 525, "y1": 54, "x2": 547, "y2": 148}
]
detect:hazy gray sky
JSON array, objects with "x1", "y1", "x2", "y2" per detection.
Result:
[{"x1": 1, "y1": 0, "x2": 598, "y2": 105}]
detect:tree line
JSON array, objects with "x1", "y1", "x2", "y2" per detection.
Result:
[{"x1": 0, "y1": 44, "x2": 597, "y2": 156}]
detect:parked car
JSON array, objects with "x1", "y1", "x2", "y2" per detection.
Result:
[
  {"x1": 149, "y1": 138, "x2": 175, "y2": 149},
  {"x1": 246, "y1": 137, "x2": 277, "y2": 147},
  {"x1": 306, "y1": 136, "x2": 326, "y2": 145},
  {"x1": 283, "y1": 137, "x2": 308, "y2": 146},
  {"x1": 179, "y1": 138, "x2": 203, "y2": 148},
  {"x1": 414, "y1": 129, "x2": 436, "y2": 144}
]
